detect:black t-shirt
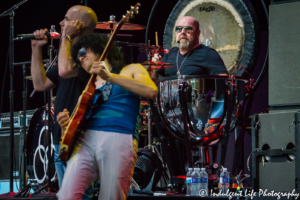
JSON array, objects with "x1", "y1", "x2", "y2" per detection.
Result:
[
  {"x1": 162, "y1": 45, "x2": 228, "y2": 76},
  {"x1": 46, "y1": 65, "x2": 91, "y2": 144}
]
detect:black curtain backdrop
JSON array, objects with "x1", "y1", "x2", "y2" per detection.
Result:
[{"x1": 0, "y1": 0, "x2": 269, "y2": 113}]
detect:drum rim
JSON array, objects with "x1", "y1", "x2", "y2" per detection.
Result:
[{"x1": 155, "y1": 75, "x2": 249, "y2": 82}]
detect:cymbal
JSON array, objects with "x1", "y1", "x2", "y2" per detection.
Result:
[
  {"x1": 116, "y1": 41, "x2": 147, "y2": 47},
  {"x1": 96, "y1": 33, "x2": 133, "y2": 37},
  {"x1": 25, "y1": 76, "x2": 32, "y2": 80},
  {"x1": 140, "y1": 61, "x2": 174, "y2": 66},
  {"x1": 96, "y1": 21, "x2": 146, "y2": 30}
]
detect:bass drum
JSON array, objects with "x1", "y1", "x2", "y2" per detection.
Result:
[{"x1": 26, "y1": 107, "x2": 58, "y2": 191}]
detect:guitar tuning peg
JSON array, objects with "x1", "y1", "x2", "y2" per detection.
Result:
[
  {"x1": 135, "y1": 8, "x2": 139, "y2": 15},
  {"x1": 127, "y1": 10, "x2": 130, "y2": 14},
  {"x1": 130, "y1": 11, "x2": 134, "y2": 19},
  {"x1": 131, "y1": 6, "x2": 134, "y2": 9},
  {"x1": 122, "y1": 15, "x2": 126, "y2": 19}
]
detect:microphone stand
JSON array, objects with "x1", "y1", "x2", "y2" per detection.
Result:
[
  {"x1": 46, "y1": 25, "x2": 56, "y2": 192},
  {"x1": 0, "y1": 0, "x2": 28, "y2": 193}
]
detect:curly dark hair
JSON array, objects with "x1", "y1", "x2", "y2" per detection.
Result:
[{"x1": 71, "y1": 34, "x2": 124, "y2": 72}]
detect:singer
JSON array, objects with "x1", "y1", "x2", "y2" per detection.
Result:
[
  {"x1": 151, "y1": 16, "x2": 228, "y2": 78},
  {"x1": 30, "y1": 5, "x2": 97, "y2": 200}
]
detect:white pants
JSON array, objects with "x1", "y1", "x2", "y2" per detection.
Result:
[{"x1": 57, "y1": 130, "x2": 138, "y2": 200}]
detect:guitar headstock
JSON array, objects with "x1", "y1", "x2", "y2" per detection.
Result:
[{"x1": 122, "y1": 3, "x2": 140, "y2": 23}]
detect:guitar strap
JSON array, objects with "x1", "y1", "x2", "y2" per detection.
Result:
[
  {"x1": 93, "y1": 67, "x2": 120, "y2": 106},
  {"x1": 95, "y1": 81, "x2": 113, "y2": 105}
]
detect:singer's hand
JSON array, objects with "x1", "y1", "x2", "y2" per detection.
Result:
[
  {"x1": 62, "y1": 20, "x2": 84, "y2": 39},
  {"x1": 151, "y1": 53, "x2": 162, "y2": 63},
  {"x1": 31, "y1": 28, "x2": 48, "y2": 48}
]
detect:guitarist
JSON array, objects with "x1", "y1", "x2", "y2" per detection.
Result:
[
  {"x1": 56, "y1": 34, "x2": 158, "y2": 200},
  {"x1": 30, "y1": 5, "x2": 97, "y2": 198}
]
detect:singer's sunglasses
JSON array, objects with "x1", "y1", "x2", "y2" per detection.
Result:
[{"x1": 175, "y1": 26, "x2": 194, "y2": 33}]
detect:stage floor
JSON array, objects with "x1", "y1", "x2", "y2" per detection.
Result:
[{"x1": 0, "y1": 193, "x2": 228, "y2": 200}]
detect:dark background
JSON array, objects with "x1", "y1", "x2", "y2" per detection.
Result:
[
  {"x1": 0, "y1": 0, "x2": 270, "y2": 185},
  {"x1": 0, "y1": 0, "x2": 269, "y2": 114}
]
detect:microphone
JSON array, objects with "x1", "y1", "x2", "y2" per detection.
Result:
[{"x1": 14, "y1": 32, "x2": 61, "y2": 40}]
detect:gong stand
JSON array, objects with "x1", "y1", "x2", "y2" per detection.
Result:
[
  {"x1": 219, "y1": 80, "x2": 236, "y2": 167},
  {"x1": 232, "y1": 86, "x2": 254, "y2": 175}
]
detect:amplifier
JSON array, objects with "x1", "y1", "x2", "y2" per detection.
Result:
[
  {"x1": 251, "y1": 111, "x2": 300, "y2": 192},
  {"x1": 0, "y1": 110, "x2": 35, "y2": 129}
]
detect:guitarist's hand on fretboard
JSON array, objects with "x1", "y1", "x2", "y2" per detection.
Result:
[
  {"x1": 89, "y1": 60, "x2": 112, "y2": 81},
  {"x1": 57, "y1": 108, "x2": 70, "y2": 133}
]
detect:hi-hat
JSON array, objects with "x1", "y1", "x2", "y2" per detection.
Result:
[{"x1": 96, "y1": 21, "x2": 146, "y2": 30}]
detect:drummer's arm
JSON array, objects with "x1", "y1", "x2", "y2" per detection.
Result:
[{"x1": 109, "y1": 64, "x2": 158, "y2": 100}]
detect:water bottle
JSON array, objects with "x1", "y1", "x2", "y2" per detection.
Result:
[
  {"x1": 186, "y1": 168, "x2": 193, "y2": 196},
  {"x1": 191, "y1": 168, "x2": 198, "y2": 196},
  {"x1": 199, "y1": 168, "x2": 209, "y2": 196},
  {"x1": 219, "y1": 168, "x2": 230, "y2": 195},
  {"x1": 195, "y1": 168, "x2": 201, "y2": 196}
]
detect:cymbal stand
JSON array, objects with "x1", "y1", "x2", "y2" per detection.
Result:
[{"x1": 0, "y1": 0, "x2": 28, "y2": 193}]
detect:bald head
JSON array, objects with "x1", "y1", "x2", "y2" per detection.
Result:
[
  {"x1": 67, "y1": 5, "x2": 98, "y2": 34},
  {"x1": 177, "y1": 16, "x2": 199, "y2": 31}
]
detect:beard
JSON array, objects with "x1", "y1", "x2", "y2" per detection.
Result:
[{"x1": 178, "y1": 40, "x2": 190, "y2": 50}]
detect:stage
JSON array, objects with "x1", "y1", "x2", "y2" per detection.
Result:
[{"x1": 0, "y1": 193, "x2": 295, "y2": 200}]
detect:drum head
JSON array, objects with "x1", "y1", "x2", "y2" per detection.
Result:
[
  {"x1": 27, "y1": 107, "x2": 57, "y2": 191},
  {"x1": 157, "y1": 76, "x2": 245, "y2": 146},
  {"x1": 163, "y1": 0, "x2": 260, "y2": 76}
]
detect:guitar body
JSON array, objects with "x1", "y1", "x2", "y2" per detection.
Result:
[
  {"x1": 59, "y1": 76, "x2": 96, "y2": 161},
  {"x1": 58, "y1": 3, "x2": 141, "y2": 161}
]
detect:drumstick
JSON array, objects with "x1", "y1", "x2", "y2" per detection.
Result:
[{"x1": 155, "y1": 32, "x2": 158, "y2": 46}]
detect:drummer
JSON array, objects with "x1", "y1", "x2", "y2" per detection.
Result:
[{"x1": 151, "y1": 16, "x2": 228, "y2": 78}]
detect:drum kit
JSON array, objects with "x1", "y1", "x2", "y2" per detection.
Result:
[{"x1": 18, "y1": 14, "x2": 251, "y2": 194}]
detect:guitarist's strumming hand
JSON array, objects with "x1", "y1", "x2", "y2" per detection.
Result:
[
  {"x1": 57, "y1": 109, "x2": 70, "y2": 134},
  {"x1": 89, "y1": 60, "x2": 112, "y2": 81}
]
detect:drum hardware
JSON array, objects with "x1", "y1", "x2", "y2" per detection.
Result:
[
  {"x1": 141, "y1": 62, "x2": 173, "y2": 73},
  {"x1": 96, "y1": 15, "x2": 146, "y2": 31}
]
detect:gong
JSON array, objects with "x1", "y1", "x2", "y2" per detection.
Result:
[{"x1": 163, "y1": 0, "x2": 260, "y2": 76}]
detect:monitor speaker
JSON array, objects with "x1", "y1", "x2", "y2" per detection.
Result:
[
  {"x1": 0, "y1": 129, "x2": 21, "y2": 180},
  {"x1": 269, "y1": 2, "x2": 300, "y2": 108},
  {"x1": 251, "y1": 111, "x2": 300, "y2": 192}
]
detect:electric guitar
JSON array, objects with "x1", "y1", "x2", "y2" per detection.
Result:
[{"x1": 59, "y1": 3, "x2": 141, "y2": 161}]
